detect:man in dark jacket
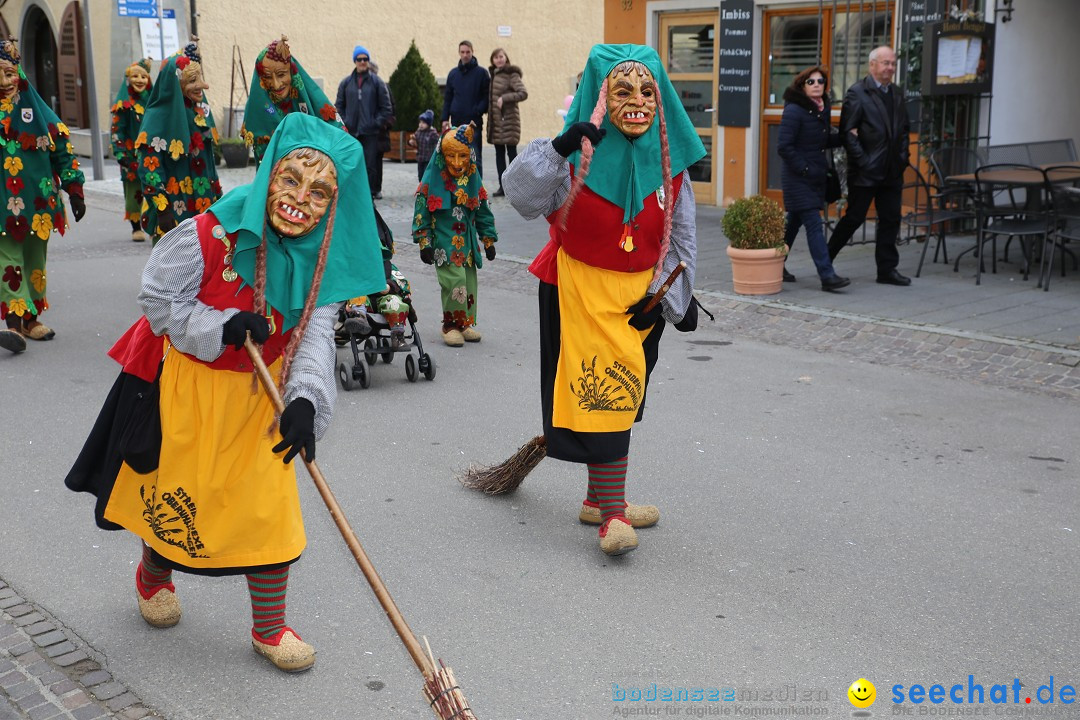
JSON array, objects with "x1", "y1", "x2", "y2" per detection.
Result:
[
  {"x1": 442, "y1": 40, "x2": 489, "y2": 178},
  {"x1": 827, "y1": 45, "x2": 913, "y2": 286},
  {"x1": 336, "y1": 45, "x2": 392, "y2": 197}
]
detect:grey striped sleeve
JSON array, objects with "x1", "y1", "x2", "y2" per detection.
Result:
[
  {"x1": 650, "y1": 171, "x2": 697, "y2": 324},
  {"x1": 282, "y1": 304, "x2": 338, "y2": 440},
  {"x1": 503, "y1": 138, "x2": 571, "y2": 220},
  {"x1": 139, "y1": 218, "x2": 237, "y2": 362}
]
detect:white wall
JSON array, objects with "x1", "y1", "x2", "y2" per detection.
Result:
[{"x1": 988, "y1": 1, "x2": 1080, "y2": 147}]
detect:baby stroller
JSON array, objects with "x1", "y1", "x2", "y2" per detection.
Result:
[{"x1": 335, "y1": 210, "x2": 436, "y2": 390}]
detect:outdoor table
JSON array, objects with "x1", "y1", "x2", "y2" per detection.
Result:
[{"x1": 946, "y1": 161, "x2": 1080, "y2": 186}]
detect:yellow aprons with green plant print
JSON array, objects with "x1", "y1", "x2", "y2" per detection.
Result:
[{"x1": 552, "y1": 248, "x2": 652, "y2": 433}]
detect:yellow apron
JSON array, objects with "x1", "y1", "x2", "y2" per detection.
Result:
[
  {"x1": 552, "y1": 249, "x2": 652, "y2": 433},
  {"x1": 104, "y1": 348, "x2": 306, "y2": 570}
]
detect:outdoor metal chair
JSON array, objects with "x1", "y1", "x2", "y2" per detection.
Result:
[
  {"x1": 929, "y1": 146, "x2": 985, "y2": 186},
  {"x1": 985, "y1": 143, "x2": 1033, "y2": 165},
  {"x1": 968, "y1": 164, "x2": 1051, "y2": 285},
  {"x1": 1027, "y1": 139, "x2": 1078, "y2": 165},
  {"x1": 1039, "y1": 165, "x2": 1080, "y2": 291},
  {"x1": 902, "y1": 164, "x2": 975, "y2": 277}
]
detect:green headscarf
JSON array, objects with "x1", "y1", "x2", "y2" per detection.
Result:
[
  {"x1": 242, "y1": 40, "x2": 343, "y2": 164},
  {"x1": 417, "y1": 124, "x2": 486, "y2": 212},
  {"x1": 5, "y1": 65, "x2": 66, "y2": 139},
  {"x1": 137, "y1": 47, "x2": 217, "y2": 158},
  {"x1": 563, "y1": 44, "x2": 705, "y2": 223},
  {"x1": 209, "y1": 112, "x2": 385, "y2": 331}
]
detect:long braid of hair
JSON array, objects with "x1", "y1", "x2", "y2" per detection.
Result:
[
  {"x1": 278, "y1": 196, "x2": 338, "y2": 388},
  {"x1": 557, "y1": 82, "x2": 608, "y2": 230},
  {"x1": 249, "y1": 228, "x2": 270, "y2": 396},
  {"x1": 651, "y1": 88, "x2": 674, "y2": 286}
]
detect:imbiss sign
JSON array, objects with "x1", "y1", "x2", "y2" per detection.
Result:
[{"x1": 717, "y1": 0, "x2": 753, "y2": 127}]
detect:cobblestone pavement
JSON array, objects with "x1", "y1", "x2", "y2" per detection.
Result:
[{"x1": 0, "y1": 580, "x2": 162, "y2": 720}]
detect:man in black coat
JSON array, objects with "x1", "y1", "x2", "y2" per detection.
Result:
[
  {"x1": 442, "y1": 40, "x2": 489, "y2": 178},
  {"x1": 827, "y1": 46, "x2": 913, "y2": 286},
  {"x1": 336, "y1": 45, "x2": 392, "y2": 198}
]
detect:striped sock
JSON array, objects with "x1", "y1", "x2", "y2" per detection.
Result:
[
  {"x1": 587, "y1": 457, "x2": 628, "y2": 525},
  {"x1": 136, "y1": 543, "x2": 174, "y2": 600},
  {"x1": 247, "y1": 567, "x2": 290, "y2": 642}
]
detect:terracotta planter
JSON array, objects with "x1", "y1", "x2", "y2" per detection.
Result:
[{"x1": 726, "y1": 245, "x2": 786, "y2": 295}]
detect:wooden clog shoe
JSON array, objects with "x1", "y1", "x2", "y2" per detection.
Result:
[
  {"x1": 251, "y1": 627, "x2": 316, "y2": 673},
  {"x1": 599, "y1": 518, "x2": 638, "y2": 556},
  {"x1": 22, "y1": 320, "x2": 55, "y2": 341},
  {"x1": 137, "y1": 586, "x2": 181, "y2": 628},
  {"x1": 0, "y1": 329, "x2": 26, "y2": 354},
  {"x1": 579, "y1": 502, "x2": 659, "y2": 528},
  {"x1": 442, "y1": 328, "x2": 464, "y2": 347},
  {"x1": 462, "y1": 326, "x2": 482, "y2": 342}
]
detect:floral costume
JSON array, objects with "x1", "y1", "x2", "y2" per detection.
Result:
[
  {"x1": 412, "y1": 124, "x2": 497, "y2": 332},
  {"x1": 0, "y1": 45, "x2": 84, "y2": 331},
  {"x1": 241, "y1": 36, "x2": 344, "y2": 167},
  {"x1": 110, "y1": 59, "x2": 152, "y2": 228},
  {"x1": 136, "y1": 41, "x2": 221, "y2": 243}
]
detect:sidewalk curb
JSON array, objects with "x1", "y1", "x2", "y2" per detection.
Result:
[{"x1": 0, "y1": 577, "x2": 164, "y2": 720}]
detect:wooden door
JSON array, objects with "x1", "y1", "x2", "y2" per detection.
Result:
[{"x1": 57, "y1": 1, "x2": 88, "y2": 128}]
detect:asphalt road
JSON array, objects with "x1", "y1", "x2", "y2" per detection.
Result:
[{"x1": 0, "y1": 193, "x2": 1077, "y2": 719}]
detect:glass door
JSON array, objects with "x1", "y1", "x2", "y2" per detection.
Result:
[{"x1": 659, "y1": 12, "x2": 719, "y2": 203}]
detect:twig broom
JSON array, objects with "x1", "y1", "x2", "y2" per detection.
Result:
[
  {"x1": 459, "y1": 261, "x2": 688, "y2": 495},
  {"x1": 245, "y1": 339, "x2": 478, "y2": 720}
]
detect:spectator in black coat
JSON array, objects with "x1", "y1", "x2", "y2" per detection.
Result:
[
  {"x1": 826, "y1": 46, "x2": 913, "y2": 286},
  {"x1": 442, "y1": 40, "x2": 489, "y2": 178},
  {"x1": 336, "y1": 45, "x2": 392, "y2": 197},
  {"x1": 778, "y1": 65, "x2": 849, "y2": 291}
]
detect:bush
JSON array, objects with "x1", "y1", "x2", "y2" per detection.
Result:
[
  {"x1": 721, "y1": 195, "x2": 787, "y2": 252},
  {"x1": 387, "y1": 40, "x2": 443, "y2": 133}
]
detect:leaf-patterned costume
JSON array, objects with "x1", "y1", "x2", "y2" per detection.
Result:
[
  {"x1": 241, "y1": 37, "x2": 344, "y2": 167},
  {"x1": 411, "y1": 129, "x2": 497, "y2": 331},
  {"x1": 136, "y1": 47, "x2": 221, "y2": 243},
  {"x1": 0, "y1": 66, "x2": 84, "y2": 324},
  {"x1": 110, "y1": 61, "x2": 151, "y2": 225}
]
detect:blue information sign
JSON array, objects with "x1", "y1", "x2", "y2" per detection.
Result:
[{"x1": 118, "y1": 0, "x2": 157, "y2": 17}]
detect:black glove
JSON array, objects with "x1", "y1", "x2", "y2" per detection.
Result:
[
  {"x1": 157, "y1": 207, "x2": 177, "y2": 233},
  {"x1": 551, "y1": 122, "x2": 606, "y2": 158},
  {"x1": 420, "y1": 246, "x2": 435, "y2": 265},
  {"x1": 272, "y1": 398, "x2": 315, "y2": 464},
  {"x1": 221, "y1": 311, "x2": 270, "y2": 350},
  {"x1": 626, "y1": 295, "x2": 663, "y2": 331},
  {"x1": 69, "y1": 195, "x2": 86, "y2": 222},
  {"x1": 485, "y1": 244, "x2": 496, "y2": 261},
  {"x1": 674, "y1": 298, "x2": 698, "y2": 333}
]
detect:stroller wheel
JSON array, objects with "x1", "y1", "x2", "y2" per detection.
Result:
[
  {"x1": 338, "y1": 361, "x2": 356, "y2": 391},
  {"x1": 419, "y1": 353, "x2": 436, "y2": 381},
  {"x1": 356, "y1": 361, "x2": 370, "y2": 389},
  {"x1": 364, "y1": 337, "x2": 379, "y2": 366},
  {"x1": 380, "y1": 337, "x2": 393, "y2": 364},
  {"x1": 405, "y1": 354, "x2": 418, "y2": 382}
]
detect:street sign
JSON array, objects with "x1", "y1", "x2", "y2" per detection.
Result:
[
  {"x1": 118, "y1": 0, "x2": 175, "y2": 18},
  {"x1": 139, "y1": 17, "x2": 181, "y2": 60}
]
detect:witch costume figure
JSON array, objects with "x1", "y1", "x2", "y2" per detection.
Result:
[
  {"x1": 136, "y1": 37, "x2": 221, "y2": 244},
  {"x1": 65, "y1": 113, "x2": 386, "y2": 672},
  {"x1": 502, "y1": 44, "x2": 704, "y2": 556},
  {"x1": 412, "y1": 123, "x2": 497, "y2": 347},
  {"x1": 0, "y1": 38, "x2": 86, "y2": 355},
  {"x1": 110, "y1": 58, "x2": 152, "y2": 243},
  {"x1": 242, "y1": 35, "x2": 344, "y2": 167}
]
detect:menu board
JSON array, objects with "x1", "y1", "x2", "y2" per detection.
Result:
[
  {"x1": 921, "y1": 20, "x2": 995, "y2": 96},
  {"x1": 716, "y1": 0, "x2": 753, "y2": 127}
]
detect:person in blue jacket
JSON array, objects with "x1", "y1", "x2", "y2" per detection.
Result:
[
  {"x1": 441, "y1": 40, "x2": 489, "y2": 178},
  {"x1": 336, "y1": 44, "x2": 392, "y2": 198}
]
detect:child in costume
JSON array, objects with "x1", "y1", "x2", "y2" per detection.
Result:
[
  {"x1": 502, "y1": 44, "x2": 703, "y2": 556},
  {"x1": 111, "y1": 58, "x2": 152, "y2": 243},
  {"x1": 408, "y1": 109, "x2": 439, "y2": 182},
  {"x1": 64, "y1": 113, "x2": 386, "y2": 672},
  {"x1": 136, "y1": 37, "x2": 221, "y2": 244},
  {"x1": 242, "y1": 35, "x2": 344, "y2": 167},
  {"x1": 0, "y1": 38, "x2": 86, "y2": 355},
  {"x1": 342, "y1": 213, "x2": 413, "y2": 346},
  {"x1": 412, "y1": 123, "x2": 497, "y2": 347}
]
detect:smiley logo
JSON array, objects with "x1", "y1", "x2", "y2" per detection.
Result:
[{"x1": 848, "y1": 678, "x2": 876, "y2": 708}]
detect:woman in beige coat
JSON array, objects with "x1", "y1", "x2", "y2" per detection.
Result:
[{"x1": 487, "y1": 48, "x2": 528, "y2": 196}]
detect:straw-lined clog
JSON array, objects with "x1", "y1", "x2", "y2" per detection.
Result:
[
  {"x1": 137, "y1": 586, "x2": 181, "y2": 628},
  {"x1": 599, "y1": 518, "x2": 638, "y2": 556},
  {"x1": 462, "y1": 326, "x2": 482, "y2": 342},
  {"x1": 251, "y1": 627, "x2": 315, "y2": 673},
  {"x1": 22, "y1": 321, "x2": 55, "y2": 341},
  {"x1": 579, "y1": 502, "x2": 659, "y2": 528},
  {"x1": 442, "y1": 328, "x2": 465, "y2": 347}
]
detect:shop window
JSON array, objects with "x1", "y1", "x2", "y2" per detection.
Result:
[
  {"x1": 832, "y1": 9, "x2": 893, "y2": 92},
  {"x1": 766, "y1": 13, "x2": 821, "y2": 105},
  {"x1": 667, "y1": 23, "x2": 715, "y2": 73}
]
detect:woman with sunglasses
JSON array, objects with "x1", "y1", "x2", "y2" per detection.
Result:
[{"x1": 778, "y1": 66, "x2": 849, "y2": 291}]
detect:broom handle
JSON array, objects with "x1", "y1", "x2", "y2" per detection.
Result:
[
  {"x1": 643, "y1": 261, "x2": 687, "y2": 313},
  {"x1": 244, "y1": 338, "x2": 435, "y2": 679}
]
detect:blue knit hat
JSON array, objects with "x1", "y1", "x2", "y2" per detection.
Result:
[
  {"x1": 418, "y1": 109, "x2": 435, "y2": 125},
  {"x1": 353, "y1": 45, "x2": 371, "y2": 61}
]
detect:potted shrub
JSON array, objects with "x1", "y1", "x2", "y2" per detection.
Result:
[
  {"x1": 721, "y1": 194, "x2": 788, "y2": 295},
  {"x1": 219, "y1": 136, "x2": 249, "y2": 169},
  {"x1": 386, "y1": 40, "x2": 443, "y2": 163}
]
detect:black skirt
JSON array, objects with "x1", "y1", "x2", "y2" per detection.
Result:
[{"x1": 538, "y1": 280, "x2": 665, "y2": 464}]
